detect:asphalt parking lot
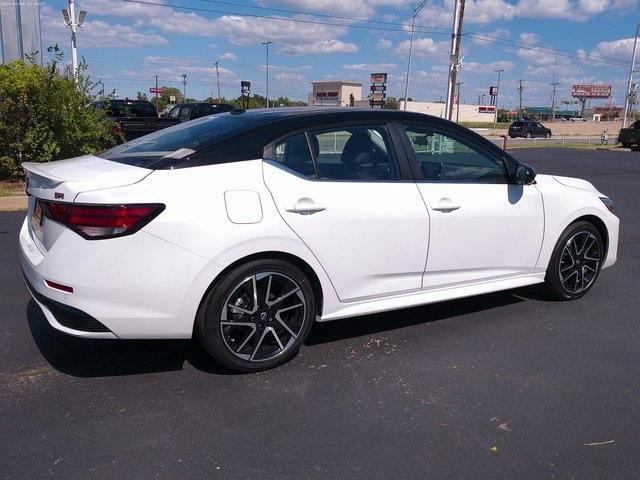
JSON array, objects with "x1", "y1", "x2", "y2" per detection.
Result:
[{"x1": 1, "y1": 148, "x2": 639, "y2": 479}]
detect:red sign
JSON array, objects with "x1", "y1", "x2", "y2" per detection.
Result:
[
  {"x1": 478, "y1": 105, "x2": 496, "y2": 113},
  {"x1": 149, "y1": 87, "x2": 164, "y2": 94},
  {"x1": 571, "y1": 84, "x2": 611, "y2": 99}
]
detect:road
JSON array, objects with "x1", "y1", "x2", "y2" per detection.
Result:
[{"x1": 1, "y1": 148, "x2": 639, "y2": 479}]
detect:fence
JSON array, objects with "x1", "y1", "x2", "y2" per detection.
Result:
[{"x1": 489, "y1": 135, "x2": 620, "y2": 149}]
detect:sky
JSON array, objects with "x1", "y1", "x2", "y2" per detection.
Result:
[{"x1": 40, "y1": 0, "x2": 639, "y2": 109}]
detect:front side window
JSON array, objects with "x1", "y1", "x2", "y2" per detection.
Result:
[
  {"x1": 308, "y1": 126, "x2": 398, "y2": 181},
  {"x1": 168, "y1": 106, "x2": 180, "y2": 120},
  {"x1": 403, "y1": 126, "x2": 507, "y2": 183}
]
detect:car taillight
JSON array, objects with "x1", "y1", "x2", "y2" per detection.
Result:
[{"x1": 40, "y1": 201, "x2": 164, "y2": 240}]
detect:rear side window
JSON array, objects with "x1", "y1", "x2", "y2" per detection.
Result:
[
  {"x1": 273, "y1": 134, "x2": 316, "y2": 178},
  {"x1": 308, "y1": 126, "x2": 398, "y2": 181}
]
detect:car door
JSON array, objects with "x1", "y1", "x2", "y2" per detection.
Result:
[
  {"x1": 397, "y1": 122, "x2": 544, "y2": 289},
  {"x1": 262, "y1": 123, "x2": 429, "y2": 302}
]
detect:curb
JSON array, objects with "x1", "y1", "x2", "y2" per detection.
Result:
[{"x1": 0, "y1": 195, "x2": 28, "y2": 212}]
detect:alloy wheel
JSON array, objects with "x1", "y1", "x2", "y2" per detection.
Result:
[
  {"x1": 559, "y1": 231, "x2": 601, "y2": 294},
  {"x1": 220, "y1": 272, "x2": 306, "y2": 362}
]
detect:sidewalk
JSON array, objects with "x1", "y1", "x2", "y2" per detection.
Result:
[{"x1": 0, "y1": 195, "x2": 27, "y2": 211}]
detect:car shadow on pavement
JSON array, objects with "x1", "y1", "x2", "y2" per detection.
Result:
[
  {"x1": 305, "y1": 286, "x2": 547, "y2": 346},
  {"x1": 26, "y1": 300, "x2": 234, "y2": 377}
]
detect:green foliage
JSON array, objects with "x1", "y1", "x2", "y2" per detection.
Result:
[
  {"x1": 0, "y1": 46, "x2": 119, "y2": 179},
  {"x1": 150, "y1": 86, "x2": 184, "y2": 113}
]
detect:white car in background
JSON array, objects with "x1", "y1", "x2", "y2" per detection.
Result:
[{"x1": 19, "y1": 109, "x2": 619, "y2": 372}]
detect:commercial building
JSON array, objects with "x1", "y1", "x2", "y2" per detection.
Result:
[
  {"x1": 398, "y1": 100, "x2": 497, "y2": 123},
  {"x1": 308, "y1": 81, "x2": 362, "y2": 107},
  {"x1": 0, "y1": 2, "x2": 42, "y2": 65}
]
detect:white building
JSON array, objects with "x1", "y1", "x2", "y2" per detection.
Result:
[
  {"x1": 399, "y1": 100, "x2": 497, "y2": 123},
  {"x1": 308, "y1": 81, "x2": 362, "y2": 107}
]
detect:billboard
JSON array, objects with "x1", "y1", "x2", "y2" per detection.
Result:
[
  {"x1": 489, "y1": 86, "x2": 498, "y2": 96},
  {"x1": 370, "y1": 73, "x2": 387, "y2": 84},
  {"x1": 571, "y1": 84, "x2": 611, "y2": 99}
]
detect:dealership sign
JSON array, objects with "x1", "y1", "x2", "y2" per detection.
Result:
[
  {"x1": 571, "y1": 84, "x2": 611, "y2": 99},
  {"x1": 478, "y1": 105, "x2": 496, "y2": 114},
  {"x1": 149, "y1": 87, "x2": 163, "y2": 94},
  {"x1": 489, "y1": 86, "x2": 498, "y2": 96},
  {"x1": 370, "y1": 73, "x2": 387, "y2": 84},
  {"x1": 370, "y1": 73, "x2": 387, "y2": 108}
]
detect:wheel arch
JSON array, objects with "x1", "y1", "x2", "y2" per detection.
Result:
[
  {"x1": 571, "y1": 214, "x2": 609, "y2": 262},
  {"x1": 194, "y1": 251, "x2": 325, "y2": 329}
]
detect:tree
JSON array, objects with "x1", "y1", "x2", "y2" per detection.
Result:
[
  {"x1": 0, "y1": 45, "x2": 119, "y2": 179},
  {"x1": 136, "y1": 91, "x2": 148, "y2": 101},
  {"x1": 349, "y1": 93, "x2": 355, "y2": 107},
  {"x1": 150, "y1": 86, "x2": 183, "y2": 113}
]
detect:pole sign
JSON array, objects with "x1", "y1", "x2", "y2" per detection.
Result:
[
  {"x1": 489, "y1": 86, "x2": 498, "y2": 96},
  {"x1": 370, "y1": 73, "x2": 387, "y2": 108},
  {"x1": 571, "y1": 84, "x2": 611, "y2": 99},
  {"x1": 149, "y1": 87, "x2": 164, "y2": 94},
  {"x1": 240, "y1": 81, "x2": 251, "y2": 109}
]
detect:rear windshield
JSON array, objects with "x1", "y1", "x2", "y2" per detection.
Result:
[
  {"x1": 98, "y1": 101, "x2": 157, "y2": 118},
  {"x1": 99, "y1": 113, "x2": 258, "y2": 168}
]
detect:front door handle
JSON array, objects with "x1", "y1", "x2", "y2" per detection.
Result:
[{"x1": 432, "y1": 198, "x2": 460, "y2": 213}]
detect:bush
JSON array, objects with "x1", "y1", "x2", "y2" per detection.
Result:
[{"x1": 0, "y1": 46, "x2": 119, "y2": 179}]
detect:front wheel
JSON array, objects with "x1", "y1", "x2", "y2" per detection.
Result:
[
  {"x1": 196, "y1": 259, "x2": 316, "y2": 372},
  {"x1": 544, "y1": 221, "x2": 604, "y2": 300}
]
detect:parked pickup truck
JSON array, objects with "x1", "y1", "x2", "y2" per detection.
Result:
[
  {"x1": 166, "y1": 102, "x2": 234, "y2": 122},
  {"x1": 619, "y1": 120, "x2": 640, "y2": 150},
  {"x1": 92, "y1": 99, "x2": 178, "y2": 141}
]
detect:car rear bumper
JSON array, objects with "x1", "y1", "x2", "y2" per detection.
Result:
[{"x1": 18, "y1": 216, "x2": 211, "y2": 339}]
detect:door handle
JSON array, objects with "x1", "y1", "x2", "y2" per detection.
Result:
[
  {"x1": 286, "y1": 206, "x2": 326, "y2": 215},
  {"x1": 432, "y1": 198, "x2": 460, "y2": 213},
  {"x1": 286, "y1": 198, "x2": 326, "y2": 215}
]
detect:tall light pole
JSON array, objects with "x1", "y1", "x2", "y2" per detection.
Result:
[
  {"x1": 261, "y1": 41, "x2": 273, "y2": 108},
  {"x1": 492, "y1": 68, "x2": 504, "y2": 131},
  {"x1": 517, "y1": 79, "x2": 524, "y2": 120},
  {"x1": 455, "y1": 82, "x2": 463, "y2": 123},
  {"x1": 551, "y1": 81, "x2": 560, "y2": 122},
  {"x1": 402, "y1": 0, "x2": 430, "y2": 111},
  {"x1": 181, "y1": 73, "x2": 187, "y2": 99},
  {"x1": 622, "y1": 21, "x2": 640, "y2": 128},
  {"x1": 61, "y1": 0, "x2": 87, "y2": 82},
  {"x1": 213, "y1": 61, "x2": 221, "y2": 104}
]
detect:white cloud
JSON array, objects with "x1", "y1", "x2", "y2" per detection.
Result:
[
  {"x1": 279, "y1": 39, "x2": 359, "y2": 55},
  {"x1": 41, "y1": 5, "x2": 168, "y2": 48},
  {"x1": 342, "y1": 63, "x2": 397, "y2": 71},
  {"x1": 473, "y1": 28, "x2": 510, "y2": 46},
  {"x1": 519, "y1": 32, "x2": 539, "y2": 45},
  {"x1": 221, "y1": 52, "x2": 237, "y2": 61},
  {"x1": 377, "y1": 38, "x2": 393, "y2": 50},
  {"x1": 463, "y1": 60, "x2": 517, "y2": 73},
  {"x1": 395, "y1": 37, "x2": 448, "y2": 59},
  {"x1": 258, "y1": 0, "x2": 412, "y2": 19},
  {"x1": 588, "y1": 37, "x2": 636, "y2": 61},
  {"x1": 276, "y1": 72, "x2": 305, "y2": 81}
]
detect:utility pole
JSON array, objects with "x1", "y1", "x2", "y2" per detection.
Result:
[
  {"x1": 456, "y1": 82, "x2": 463, "y2": 123},
  {"x1": 551, "y1": 81, "x2": 560, "y2": 122},
  {"x1": 60, "y1": 0, "x2": 87, "y2": 82},
  {"x1": 492, "y1": 68, "x2": 504, "y2": 131},
  {"x1": 181, "y1": 73, "x2": 187, "y2": 100},
  {"x1": 622, "y1": 20, "x2": 640, "y2": 128},
  {"x1": 261, "y1": 41, "x2": 273, "y2": 108},
  {"x1": 478, "y1": 94, "x2": 481, "y2": 105},
  {"x1": 154, "y1": 74, "x2": 159, "y2": 113},
  {"x1": 402, "y1": 0, "x2": 430, "y2": 111},
  {"x1": 517, "y1": 79, "x2": 524, "y2": 120},
  {"x1": 445, "y1": 0, "x2": 466, "y2": 120},
  {"x1": 214, "y1": 61, "x2": 221, "y2": 104}
]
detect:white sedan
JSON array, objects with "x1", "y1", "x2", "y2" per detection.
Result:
[{"x1": 19, "y1": 108, "x2": 619, "y2": 372}]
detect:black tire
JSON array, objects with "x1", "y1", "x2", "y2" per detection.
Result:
[
  {"x1": 544, "y1": 221, "x2": 604, "y2": 300},
  {"x1": 526, "y1": 132, "x2": 532, "y2": 138},
  {"x1": 545, "y1": 132, "x2": 551, "y2": 138},
  {"x1": 196, "y1": 259, "x2": 316, "y2": 372}
]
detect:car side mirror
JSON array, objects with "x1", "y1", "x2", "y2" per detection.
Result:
[{"x1": 515, "y1": 164, "x2": 536, "y2": 185}]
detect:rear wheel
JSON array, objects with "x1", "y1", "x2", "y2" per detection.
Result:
[
  {"x1": 544, "y1": 221, "x2": 604, "y2": 300},
  {"x1": 196, "y1": 259, "x2": 316, "y2": 372},
  {"x1": 526, "y1": 132, "x2": 532, "y2": 138}
]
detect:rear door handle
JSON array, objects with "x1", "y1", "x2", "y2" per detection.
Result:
[{"x1": 286, "y1": 206, "x2": 326, "y2": 215}]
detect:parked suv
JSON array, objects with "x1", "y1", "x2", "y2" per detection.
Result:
[
  {"x1": 508, "y1": 120, "x2": 552, "y2": 139},
  {"x1": 167, "y1": 102, "x2": 234, "y2": 122}
]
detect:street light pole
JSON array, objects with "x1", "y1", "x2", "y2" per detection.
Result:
[
  {"x1": 402, "y1": 0, "x2": 430, "y2": 111},
  {"x1": 517, "y1": 79, "x2": 524, "y2": 120},
  {"x1": 214, "y1": 61, "x2": 221, "y2": 104},
  {"x1": 622, "y1": 20, "x2": 640, "y2": 128},
  {"x1": 456, "y1": 82, "x2": 462, "y2": 123},
  {"x1": 492, "y1": 68, "x2": 503, "y2": 131},
  {"x1": 181, "y1": 73, "x2": 187, "y2": 99},
  {"x1": 261, "y1": 41, "x2": 273, "y2": 108},
  {"x1": 551, "y1": 81, "x2": 560, "y2": 122},
  {"x1": 60, "y1": 0, "x2": 87, "y2": 82}
]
